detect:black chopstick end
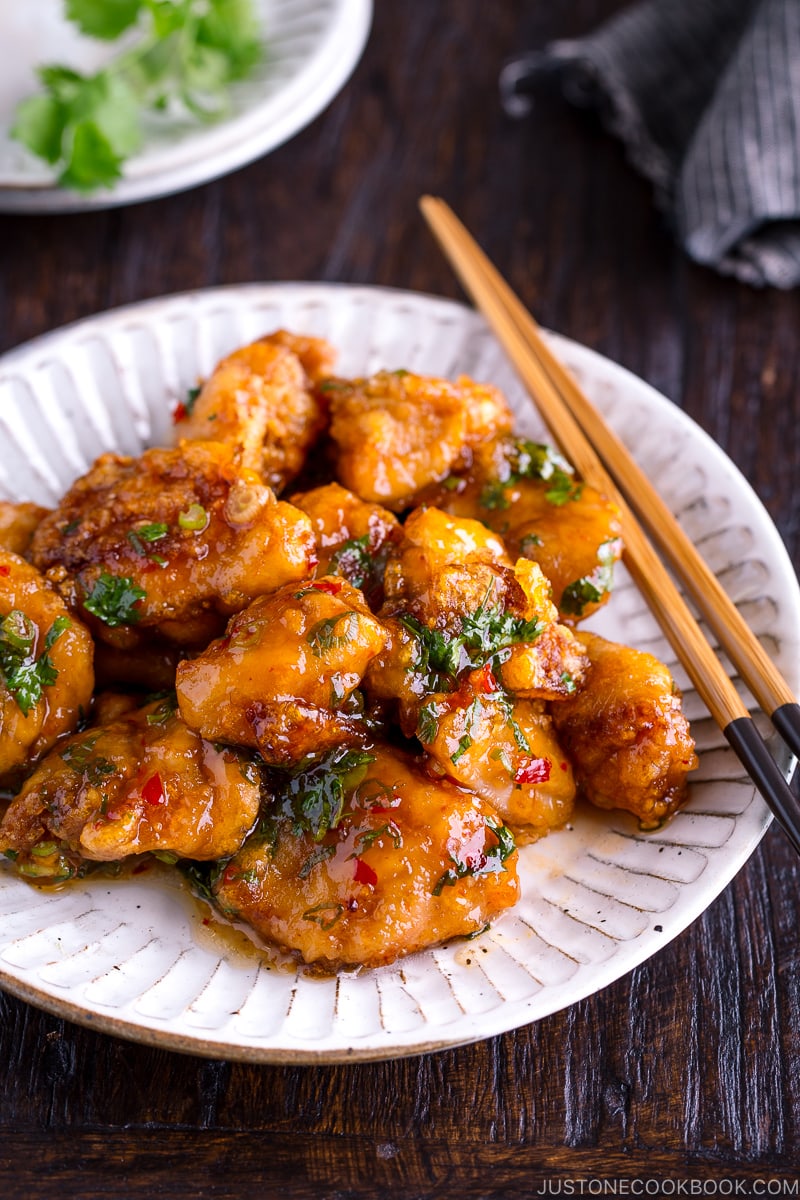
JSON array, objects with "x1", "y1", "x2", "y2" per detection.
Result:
[
  {"x1": 771, "y1": 702, "x2": 800, "y2": 763},
  {"x1": 725, "y1": 716, "x2": 800, "y2": 857}
]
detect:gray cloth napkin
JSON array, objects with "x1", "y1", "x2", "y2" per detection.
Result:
[{"x1": 500, "y1": 0, "x2": 800, "y2": 288}]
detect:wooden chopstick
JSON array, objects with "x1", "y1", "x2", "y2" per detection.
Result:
[
  {"x1": 419, "y1": 194, "x2": 800, "y2": 854},
  {"x1": 420, "y1": 196, "x2": 800, "y2": 766}
]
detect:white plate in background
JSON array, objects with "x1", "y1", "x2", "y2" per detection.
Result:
[
  {"x1": 0, "y1": 283, "x2": 797, "y2": 1062},
  {"x1": 0, "y1": 0, "x2": 372, "y2": 212}
]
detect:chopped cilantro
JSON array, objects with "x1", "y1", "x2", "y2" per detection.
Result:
[
  {"x1": 328, "y1": 536, "x2": 372, "y2": 590},
  {"x1": 450, "y1": 697, "x2": 484, "y2": 763},
  {"x1": 60, "y1": 735, "x2": 117, "y2": 785},
  {"x1": 352, "y1": 821, "x2": 403, "y2": 852},
  {"x1": 307, "y1": 612, "x2": 360, "y2": 657},
  {"x1": 298, "y1": 843, "x2": 335, "y2": 880},
  {"x1": 401, "y1": 583, "x2": 543, "y2": 687},
  {"x1": 416, "y1": 698, "x2": 448, "y2": 745},
  {"x1": 479, "y1": 479, "x2": 511, "y2": 511},
  {"x1": 84, "y1": 571, "x2": 145, "y2": 626},
  {"x1": 302, "y1": 902, "x2": 344, "y2": 930},
  {"x1": 519, "y1": 532, "x2": 543, "y2": 555},
  {"x1": 145, "y1": 695, "x2": 178, "y2": 725},
  {"x1": 0, "y1": 611, "x2": 70, "y2": 717},
  {"x1": 432, "y1": 816, "x2": 516, "y2": 895},
  {"x1": 545, "y1": 469, "x2": 582, "y2": 506},
  {"x1": 560, "y1": 539, "x2": 618, "y2": 616},
  {"x1": 279, "y1": 747, "x2": 375, "y2": 843}
]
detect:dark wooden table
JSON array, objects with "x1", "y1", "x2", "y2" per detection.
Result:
[{"x1": 2, "y1": 2, "x2": 799, "y2": 1194}]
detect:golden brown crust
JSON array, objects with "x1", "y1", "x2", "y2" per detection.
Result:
[
  {"x1": 550, "y1": 632, "x2": 698, "y2": 827},
  {"x1": 29, "y1": 441, "x2": 316, "y2": 650}
]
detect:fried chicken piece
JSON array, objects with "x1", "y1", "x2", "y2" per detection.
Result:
[
  {"x1": 212, "y1": 742, "x2": 519, "y2": 968},
  {"x1": 29, "y1": 440, "x2": 316, "y2": 651},
  {"x1": 365, "y1": 516, "x2": 589, "y2": 726},
  {"x1": 0, "y1": 698, "x2": 262, "y2": 881},
  {"x1": 289, "y1": 482, "x2": 402, "y2": 607},
  {"x1": 175, "y1": 332, "x2": 332, "y2": 491},
  {"x1": 416, "y1": 669, "x2": 575, "y2": 843},
  {"x1": 328, "y1": 371, "x2": 513, "y2": 510},
  {"x1": 422, "y1": 436, "x2": 623, "y2": 623},
  {"x1": 1, "y1": 550, "x2": 94, "y2": 785},
  {"x1": 0, "y1": 502, "x2": 50, "y2": 556},
  {"x1": 176, "y1": 577, "x2": 388, "y2": 766},
  {"x1": 263, "y1": 330, "x2": 337, "y2": 383},
  {"x1": 382, "y1": 506, "x2": 510, "y2": 608},
  {"x1": 550, "y1": 632, "x2": 698, "y2": 828}
]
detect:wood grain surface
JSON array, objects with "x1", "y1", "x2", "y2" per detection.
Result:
[{"x1": 1, "y1": 1, "x2": 799, "y2": 1194}]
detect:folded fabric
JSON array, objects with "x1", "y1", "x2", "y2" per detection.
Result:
[{"x1": 500, "y1": 0, "x2": 800, "y2": 288}]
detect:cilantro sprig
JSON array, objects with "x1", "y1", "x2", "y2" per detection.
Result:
[{"x1": 12, "y1": 0, "x2": 262, "y2": 193}]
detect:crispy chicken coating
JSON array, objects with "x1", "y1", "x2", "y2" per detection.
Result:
[
  {"x1": 176, "y1": 577, "x2": 388, "y2": 766},
  {"x1": 0, "y1": 501, "x2": 50, "y2": 556},
  {"x1": 382, "y1": 506, "x2": 510, "y2": 608},
  {"x1": 423, "y1": 437, "x2": 623, "y2": 623},
  {"x1": 328, "y1": 371, "x2": 513, "y2": 510},
  {"x1": 550, "y1": 632, "x2": 698, "y2": 827},
  {"x1": 417, "y1": 670, "x2": 575, "y2": 843},
  {"x1": 175, "y1": 332, "x2": 332, "y2": 491},
  {"x1": 366, "y1": 514, "x2": 589, "y2": 728},
  {"x1": 213, "y1": 742, "x2": 519, "y2": 968},
  {"x1": 1, "y1": 550, "x2": 94, "y2": 784},
  {"x1": 0, "y1": 699, "x2": 262, "y2": 881},
  {"x1": 289, "y1": 482, "x2": 402, "y2": 607},
  {"x1": 263, "y1": 330, "x2": 337, "y2": 383},
  {"x1": 29, "y1": 440, "x2": 316, "y2": 651}
]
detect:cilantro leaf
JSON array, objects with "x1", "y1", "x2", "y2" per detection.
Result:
[
  {"x1": 10, "y1": 94, "x2": 66, "y2": 164},
  {"x1": 328, "y1": 536, "x2": 372, "y2": 590},
  {"x1": 66, "y1": 0, "x2": 144, "y2": 40},
  {"x1": 61, "y1": 118, "x2": 126, "y2": 191},
  {"x1": 432, "y1": 816, "x2": 516, "y2": 896},
  {"x1": 196, "y1": 0, "x2": 263, "y2": 80},
  {"x1": 84, "y1": 572, "x2": 146, "y2": 626}
]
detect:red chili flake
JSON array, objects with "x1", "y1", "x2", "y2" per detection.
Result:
[
  {"x1": 223, "y1": 864, "x2": 239, "y2": 885},
  {"x1": 132, "y1": 861, "x2": 151, "y2": 875},
  {"x1": 476, "y1": 663, "x2": 498, "y2": 693},
  {"x1": 514, "y1": 757, "x2": 552, "y2": 785},
  {"x1": 0, "y1": 565, "x2": 9, "y2": 577},
  {"x1": 309, "y1": 579, "x2": 342, "y2": 595},
  {"x1": 172, "y1": 402, "x2": 188, "y2": 423},
  {"x1": 202, "y1": 917, "x2": 211, "y2": 926},
  {"x1": 353, "y1": 858, "x2": 378, "y2": 887},
  {"x1": 560, "y1": 761, "x2": 569, "y2": 772},
  {"x1": 141, "y1": 772, "x2": 165, "y2": 805}
]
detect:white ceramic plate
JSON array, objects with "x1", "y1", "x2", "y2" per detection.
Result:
[
  {"x1": 0, "y1": 283, "x2": 798, "y2": 1062},
  {"x1": 0, "y1": 0, "x2": 372, "y2": 213}
]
